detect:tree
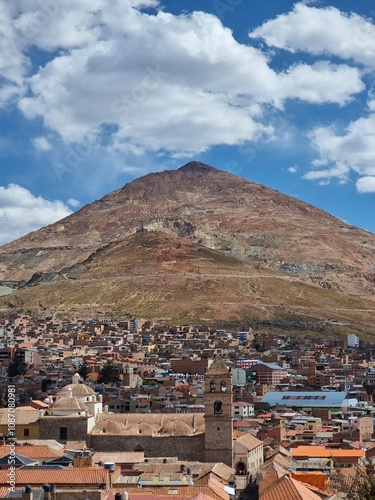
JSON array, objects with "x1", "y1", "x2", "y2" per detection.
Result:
[
  {"x1": 331, "y1": 465, "x2": 375, "y2": 499},
  {"x1": 78, "y1": 361, "x2": 90, "y2": 380},
  {"x1": 97, "y1": 361, "x2": 120, "y2": 384},
  {"x1": 19, "y1": 387, "x2": 41, "y2": 404},
  {"x1": 7, "y1": 357, "x2": 27, "y2": 378},
  {"x1": 363, "y1": 380, "x2": 375, "y2": 396}
]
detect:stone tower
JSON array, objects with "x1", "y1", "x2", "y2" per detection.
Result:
[
  {"x1": 204, "y1": 355, "x2": 233, "y2": 467},
  {"x1": 122, "y1": 364, "x2": 134, "y2": 387}
]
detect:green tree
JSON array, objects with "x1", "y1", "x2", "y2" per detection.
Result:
[
  {"x1": 331, "y1": 465, "x2": 375, "y2": 499},
  {"x1": 97, "y1": 360, "x2": 120, "y2": 384},
  {"x1": 7, "y1": 357, "x2": 27, "y2": 378},
  {"x1": 78, "y1": 361, "x2": 90, "y2": 380},
  {"x1": 19, "y1": 387, "x2": 41, "y2": 404}
]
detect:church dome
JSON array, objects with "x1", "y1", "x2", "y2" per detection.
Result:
[
  {"x1": 58, "y1": 383, "x2": 95, "y2": 397},
  {"x1": 160, "y1": 419, "x2": 193, "y2": 436},
  {"x1": 100, "y1": 419, "x2": 123, "y2": 434},
  {"x1": 125, "y1": 422, "x2": 157, "y2": 436},
  {"x1": 50, "y1": 396, "x2": 88, "y2": 412}
]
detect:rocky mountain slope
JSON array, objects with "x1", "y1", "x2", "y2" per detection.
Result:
[{"x1": 1, "y1": 162, "x2": 375, "y2": 334}]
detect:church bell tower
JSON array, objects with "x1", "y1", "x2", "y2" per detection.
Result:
[{"x1": 204, "y1": 355, "x2": 233, "y2": 467}]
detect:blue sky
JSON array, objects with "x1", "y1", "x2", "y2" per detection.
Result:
[{"x1": 1, "y1": 0, "x2": 375, "y2": 244}]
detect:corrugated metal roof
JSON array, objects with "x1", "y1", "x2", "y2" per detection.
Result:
[{"x1": 262, "y1": 391, "x2": 353, "y2": 408}]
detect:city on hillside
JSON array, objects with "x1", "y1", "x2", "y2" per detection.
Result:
[{"x1": 1, "y1": 314, "x2": 375, "y2": 498}]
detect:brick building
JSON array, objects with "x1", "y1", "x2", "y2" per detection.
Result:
[{"x1": 255, "y1": 362, "x2": 288, "y2": 386}]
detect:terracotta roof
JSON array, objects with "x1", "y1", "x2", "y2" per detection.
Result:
[
  {"x1": 292, "y1": 446, "x2": 365, "y2": 459},
  {"x1": 189, "y1": 494, "x2": 217, "y2": 500},
  {"x1": 258, "y1": 456, "x2": 289, "y2": 495},
  {"x1": 211, "y1": 462, "x2": 235, "y2": 482},
  {"x1": 93, "y1": 451, "x2": 144, "y2": 464},
  {"x1": 290, "y1": 471, "x2": 329, "y2": 492},
  {"x1": 235, "y1": 433, "x2": 263, "y2": 451},
  {"x1": 31, "y1": 400, "x2": 49, "y2": 408},
  {"x1": 0, "y1": 466, "x2": 111, "y2": 486},
  {"x1": 207, "y1": 474, "x2": 230, "y2": 499},
  {"x1": 260, "y1": 475, "x2": 322, "y2": 500},
  {"x1": 0, "y1": 408, "x2": 40, "y2": 425},
  {"x1": 233, "y1": 421, "x2": 251, "y2": 427},
  {"x1": 0, "y1": 445, "x2": 61, "y2": 459}
]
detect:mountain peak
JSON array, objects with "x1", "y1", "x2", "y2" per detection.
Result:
[
  {"x1": 177, "y1": 161, "x2": 217, "y2": 174},
  {"x1": 1, "y1": 160, "x2": 375, "y2": 333}
]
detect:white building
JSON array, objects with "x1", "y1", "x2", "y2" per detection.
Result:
[
  {"x1": 233, "y1": 402, "x2": 255, "y2": 418},
  {"x1": 232, "y1": 367, "x2": 247, "y2": 387},
  {"x1": 347, "y1": 334, "x2": 359, "y2": 348}
]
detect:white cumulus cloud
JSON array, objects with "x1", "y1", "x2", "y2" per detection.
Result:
[
  {"x1": 356, "y1": 176, "x2": 375, "y2": 193},
  {"x1": 249, "y1": 3, "x2": 375, "y2": 69},
  {"x1": 304, "y1": 113, "x2": 375, "y2": 190},
  {"x1": 0, "y1": 184, "x2": 72, "y2": 245},
  {"x1": 6, "y1": 1, "x2": 363, "y2": 155}
]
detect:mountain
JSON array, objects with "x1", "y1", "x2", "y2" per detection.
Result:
[{"x1": 1, "y1": 161, "x2": 375, "y2": 335}]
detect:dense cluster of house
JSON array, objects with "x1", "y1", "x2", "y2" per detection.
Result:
[{"x1": 1, "y1": 314, "x2": 375, "y2": 499}]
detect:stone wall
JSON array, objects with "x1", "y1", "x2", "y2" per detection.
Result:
[
  {"x1": 39, "y1": 416, "x2": 89, "y2": 445},
  {"x1": 89, "y1": 433, "x2": 205, "y2": 462}
]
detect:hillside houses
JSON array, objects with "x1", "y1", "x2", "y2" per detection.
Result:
[{"x1": 2, "y1": 315, "x2": 375, "y2": 497}]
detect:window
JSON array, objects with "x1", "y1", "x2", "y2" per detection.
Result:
[
  {"x1": 23, "y1": 428, "x2": 30, "y2": 437},
  {"x1": 214, "y1": 401, "x2": 223, "y2": 415},
  {"x1": 59, "y1": 427, "x2": 68, "y2": 441}
]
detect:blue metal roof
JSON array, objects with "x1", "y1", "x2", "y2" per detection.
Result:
[
  {"x1": 262, "y1": 391, "x2": 351, "y2": 407},
  {"x1": 257, "y1": 361, "x2": 285, "y2": 370}
]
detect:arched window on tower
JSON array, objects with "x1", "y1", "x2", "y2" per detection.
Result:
[
  {"x1": 210, "y1": 380, "x2": 216, "y2": 392},
  {"x1": 214, "y1": 400, "x2": 222, "y2": 414},
  {"x1": 220, "y1": 381, "x2": 226, "y2": 392}
]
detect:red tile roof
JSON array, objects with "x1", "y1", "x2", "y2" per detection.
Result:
[
  {"x1": 0, "y1": 467, "x2": 111, "y2": 486},
  {"x1": 261, "y1": 475, "x2": 322, "y2": 500},
  {"x1": 0, "y1": 445, "x2": 61, "y2": 459}
]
